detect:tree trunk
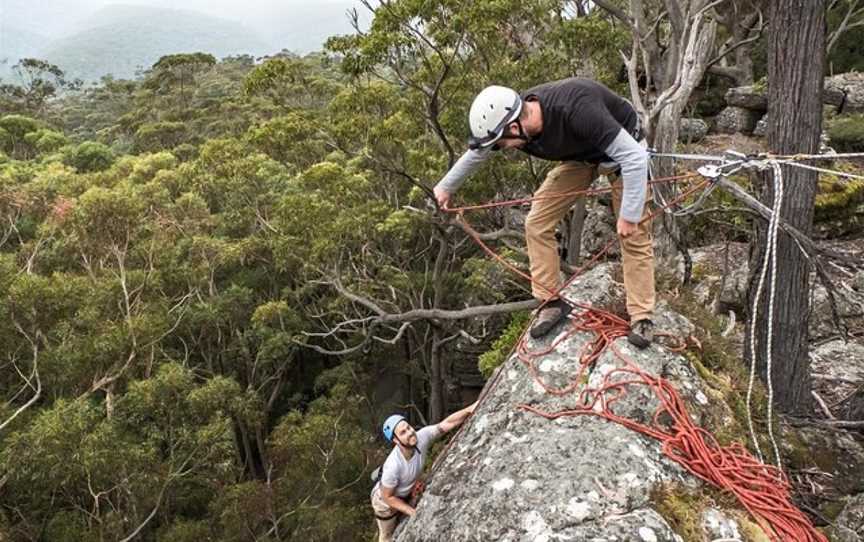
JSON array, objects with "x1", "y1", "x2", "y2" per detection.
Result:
[
  {"x1": 652, "y1": 102, "x2": 690, "y2": 266},
  {"x1": 427, "y1": 231, "x2": 450, "y2": 423},
  {"x1": 428, "y1": 329, "x2": 445, "y2": 423},
  {"x1": 564, "y1": 199, "x2": 587, "y2": 266},
  {"x1": 745, "y1": 0, "x2": 825, "y2": 415}
]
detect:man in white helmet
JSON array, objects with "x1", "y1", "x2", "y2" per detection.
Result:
[
  {"x1": 370, "y1": 401, "x2": 477, "y2": 541},
  {"x1": 434, "y1": 78, "x2": 654, "y2": 347}
]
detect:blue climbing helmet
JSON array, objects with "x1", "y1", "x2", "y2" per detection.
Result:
[{"x1": 382, "y1": 414, "x2": 407, "y2": 442}]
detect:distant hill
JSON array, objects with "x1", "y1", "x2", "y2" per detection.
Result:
[
  {"x1": 0, "y1": 26, "x2": 48, "y2": 81},
  {"x1": 40, "y1": 5, "x2": 275, "y2": 81},
  {"x1": 246, "y1": 2, "x2": 371, "y2": 54}
]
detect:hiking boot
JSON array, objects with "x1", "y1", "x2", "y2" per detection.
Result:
[
  {"x1": 627, "y1": 319, "x2": 654, "y2": 349},
  {"x1": 530, "y1": 299, "x2": 572, "y2": 339}
]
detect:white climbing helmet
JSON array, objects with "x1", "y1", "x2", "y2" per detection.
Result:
[{"x1": 468, "y1": 85, "x2": 523, "y2": 149}]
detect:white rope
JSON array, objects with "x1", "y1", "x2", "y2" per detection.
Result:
[
  {"x1": 745, "y1": 160, "x2": 784, "y2": 469},
  {"x1": 651, "y1": 150, "x2": 864, "y2": 162},
  {"x1": 650, "y1": 144, "x2": 859, "y2": 470},
  {"x1": 776, "y1": 151, "x2": 864, "y2": 160},
  {"x1": 649, "y1": 151, "x2": 728, "y2": 161},
  {"x1": 765, "y1": 161, "x2": 783, "y2": 471},
  {"x1": 780, "y1": 160, "x2": 864, "y2": 181}
]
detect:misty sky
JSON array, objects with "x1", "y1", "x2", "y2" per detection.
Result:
[{"x1": 1, "y1": 0, "x2": 368, "y2": 51}]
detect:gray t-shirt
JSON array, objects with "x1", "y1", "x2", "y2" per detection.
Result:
[{"x1": 374, "y1": 424, "x2": 441, "y2": 498}]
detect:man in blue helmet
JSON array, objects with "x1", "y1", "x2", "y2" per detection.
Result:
[
  {"x1": 370, "y1": 401, "x2": 477, "y2": 541},
  {"x1": 434, "y1": 78, "x2": 655, "y2": 347}
]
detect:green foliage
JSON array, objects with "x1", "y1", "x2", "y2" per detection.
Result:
[
  {"x1": 24, "y1": 128, "x2": 68, "y2": 154},
  {"x1": 246, "y1": 112, "x2": 327, "y2": 168},
  {"x1": 135, "y1": 121, "x2": 188, "y2": 152},
  {"x1": 63, "y1": 141, "x2": 115, "y2": 172},
  {"x1": 263, "y1": 369, "x2": 375, "y2": 541},
  {"x1": 478, "y1": 311, "x2": 532, "y2": 378},
  {"x1": 0, "y1": 114, "x2": 41, "y2": 159},
  {"x1": 156, "y1": 520, "x2": 214, "y2": 542},
  {"x1": 827, "y1": 2, "x2": 864, "y2": 73},
  {"x1": 827, "y1": 114, "x2": 864, "y2": 152},
  {"x1": 0, "y1": 58, "x2": 80, "y2": 116},
  {"x1": 0, "y1": 5, "x2": 647, "y2": 540},
  {"x1": 245, "y1": 54, "x2": 344, "y2": 111}
]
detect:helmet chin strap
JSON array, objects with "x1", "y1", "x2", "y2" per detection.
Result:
[{"x1": 498, "y1": 118, "x2": 531, "y2": 143}]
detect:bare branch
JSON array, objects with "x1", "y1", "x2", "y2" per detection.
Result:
[
  {"x1": 706, "y1": 9, "x2": 764, "y2": 69},
  {"x1": 0, "y1": 321, "x2": 41, "y2": 432},
  {"x1": 593, "y1": 0, "x2": 636, "y2": 32},
  {"x1": 295, "y1": 282, "x2": 538, "y2": 357},
  {"x1": 828, "y1": 0, "x2": 864, "y2": 53}
]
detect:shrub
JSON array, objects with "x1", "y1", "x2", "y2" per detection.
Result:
[
  {"x1": 827, "y1": 114, "x2": 864, "y2": 152},
  {"x1": 63, "y1": 141, "x2": 115, "y2": 172},
  {"x1": 478, "y1": 311, "x2": 532, "y2": 378},
  {"x1": 24, "y1": 129, "x2": 68, "y2": 154}
]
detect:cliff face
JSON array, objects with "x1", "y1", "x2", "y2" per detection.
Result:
[
  {"x1": 396, "y1": 264, "x2": 735, "y2": 541},
  {"x1": 395, "y1": 263, "x2": 861, "y2": 542}
]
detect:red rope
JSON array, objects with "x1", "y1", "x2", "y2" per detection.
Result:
[
  {"x1": 435, "y1": 172, "x2": 827, "y2": 542},
  {"x1": 446, "y1": 173, "x2": 699, "y2": 213}
]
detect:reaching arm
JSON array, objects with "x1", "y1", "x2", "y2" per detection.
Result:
[
  {"x1": 437, "y1": 401, "x2": 478, "y2": 434},
  {"x1": 602, "y1": 128, "x2": 649, "y2": 223},
  {"x1": 433, "y1": 148, "x2": 492, "y2": 208},
  {"x1": 380, "y1": 484, "x2": 415, "y2": 517}
]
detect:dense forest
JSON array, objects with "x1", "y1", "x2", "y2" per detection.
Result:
[{"x1": 1, "y1": 1, "x2": 863, "y2": 541}]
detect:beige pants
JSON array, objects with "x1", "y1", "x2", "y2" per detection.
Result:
[
  {"x1": 371, "y1": 487, "x2": 400, "y2": 542},
  {"x1": 524, "y1": 161, "x2": 656, "y2": 322}
]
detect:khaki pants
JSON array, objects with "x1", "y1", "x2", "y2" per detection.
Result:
[
  {"x1": 371, "y1": 487, "x2": 400, "y2": 542},
  {"x1": 524, "y1": 161, "x2": 656, "y2": 322}
]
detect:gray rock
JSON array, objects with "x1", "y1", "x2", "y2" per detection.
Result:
[
  {"x1": 725, "y1": 74, "x2": 864, "y2": 117},
  {"x1": 580, "y1": 200, "x2": 619, "y2": 258},
  {"x1": 687, "y1": 244, "x2": 750, "y2": 314},
  {"x1": 755, "y1": 118, "x2": 841, "y2": 143},
  {"x1": 725, "y1": 85, "x2": 768, "y2": 111},
  {"x1": 679, "y1": 118, "x2": 708, "y2": 143},
  {"x1": 394, "y1": 264, "x2": 757, "y2": 541},
  {"x1": 826, "y1": 72, "x2": 864, "y2": 114},
  {"x1": 784, "y1": 425, "x2": 864, "y2": 496},
  {"x1": 809, "y1": 281, "x2": 864, "y2": 340},
  {"x1": 714, "y1": 106, "x2": 762, "y2": 135},
  {"x1": 753, "y1": 115, "x2": 768, "y2": 137},
  {"x1": 831, "y1": 493, "x2": 864, "y2": 542},
  {"x1": 701, "y1": 508, "x2": 743, "y2": 540},
  {"x1": 810, "y1": 338, "x2": 864, "y2": 408},
  {"x1": 853, "y1": 271, "x2": 864, "y2": 293}
]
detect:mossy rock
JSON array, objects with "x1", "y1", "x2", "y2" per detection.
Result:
[
  {"x1": 827, "y1": 114, "x2": 864, "y2": 153},
  {"x1": 477, "y1": 311, "x2": 531, "y2": 378},
  {"x1": 815, "y1": 177, "x2": 864, "y2": 221},
  {"x1": 651, "y1": 484, "x2": 773, "y2": 541}
]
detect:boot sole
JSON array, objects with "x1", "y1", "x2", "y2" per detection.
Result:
[{"x1": 626, "y1": 331, "x2": 651, "y2": 349}]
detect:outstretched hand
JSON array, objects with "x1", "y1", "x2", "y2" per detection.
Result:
[{"x1": 433, "y1": 186, "x2": 451, "y2": 210}]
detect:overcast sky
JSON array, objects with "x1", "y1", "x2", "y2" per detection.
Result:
[{"x1": 1, "y1": 0, "x2": 368, "y2": 48}]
